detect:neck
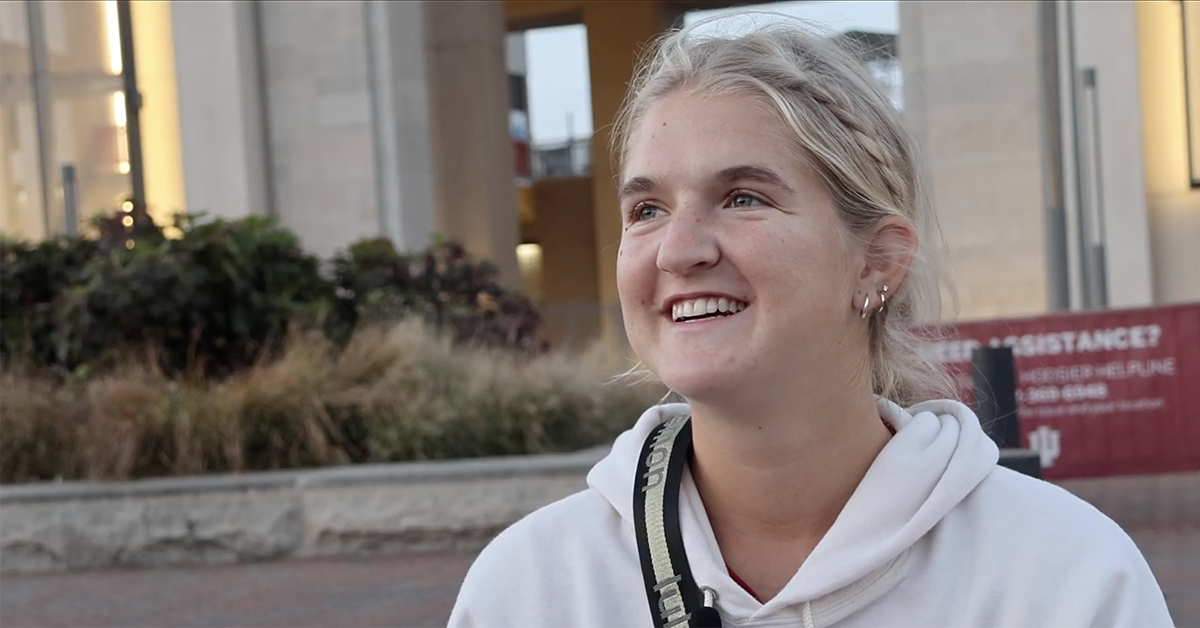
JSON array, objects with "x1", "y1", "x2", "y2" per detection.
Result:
[{"x1": 687, "y1": 383, "x2": 890, "y2": 582}]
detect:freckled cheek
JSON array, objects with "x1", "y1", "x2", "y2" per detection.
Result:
[
  {"x1": 740, "y1": 230, "x2": 820, "y2": 293},
  {"x1": 618, "y1": 235, "x2": 653, "y2": 265},
  {"x1": 616, "y1": 240, "x2": 659, "y2": 308}
]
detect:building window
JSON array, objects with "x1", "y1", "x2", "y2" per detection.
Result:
[
  {"x1": 0, "y1": 0, "x2": 133, "y2": 241},
  {"x1": 1183, "y1": 0, "x2": 1200, "y2": 188}
]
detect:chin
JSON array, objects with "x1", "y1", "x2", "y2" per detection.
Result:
[{"x1": 656, "y1": 367, "x2": 745, "y2": 406}]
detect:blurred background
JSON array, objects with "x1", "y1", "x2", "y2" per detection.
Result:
[
  {"x1": 3, "y1": 0, "x2": 1197, "y2": 333},
  {"x1": 1, "y1": 1, "x2": 1198, "y2": 626}
]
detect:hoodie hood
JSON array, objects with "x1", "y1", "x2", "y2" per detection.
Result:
[{"x1": 586, "y1": 398, "x2": 1000, "y2": 625}]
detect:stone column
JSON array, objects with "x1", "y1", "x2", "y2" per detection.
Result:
[
  {"x1": 178, "y1": 0, "x2": 519, "y2": 274},
  {"x1": 259, "y1": 0, "x2": 381, "y2": 259},
  {"x1": 583, "y1": 0, "x2": 678, "y2": 343},
  {"x1": 898, "y1": 2, "x2": 1048, "y2": 320},
  {"x1": 362, "y1": 1, "x2": 520, "y2": 287},
  {"x1": 424, "y1": 1, "x2": 521, "y2": 289},
  {"x1": 362, "y1": 0, "x2": 437, "y2": 255},
  {"x1": 171, "y1": 1, "x2": 270, "y2": 221}
]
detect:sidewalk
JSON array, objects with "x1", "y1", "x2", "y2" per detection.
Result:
[
  {"x1": 1057, "y1": 470, "x2": 1200, "y2": 626},
  {"x1": 0, "y1": 552, "x2": 476, "y2": 628},
  {"x1": 2, "y1": 472, "x2": 1197, "y2": 628}
]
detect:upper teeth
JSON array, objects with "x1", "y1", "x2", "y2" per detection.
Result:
[{"x1": 672, "y1": 297, "x2": 747, "y2": 321}]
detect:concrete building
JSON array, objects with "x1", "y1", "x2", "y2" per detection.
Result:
[
  {"x1": 1, "y1": 0, "x2": 1197, "y2": 348},
  {"x1": 900, "y1": 0, "x2": 1199, "y2": 320}
]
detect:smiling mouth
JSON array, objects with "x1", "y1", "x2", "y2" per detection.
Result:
[{"x1": 671, "y1": 297, "x2": 749, "y2": 323}]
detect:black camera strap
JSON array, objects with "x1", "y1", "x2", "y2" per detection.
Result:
[{"x1": 634, "y1": 414, "x2": 723, "y2": 628}]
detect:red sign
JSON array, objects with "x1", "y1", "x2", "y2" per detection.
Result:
[
  {"x1": 513, "y1": 140, "x2": 531, "y2": 180},
  {"x1": 922, "y1": 301, "x2": 1200, "y2": 480}
]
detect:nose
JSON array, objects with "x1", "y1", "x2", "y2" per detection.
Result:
[{"x1": 656, "y1": 209, "x2": 720, "y2": 275}]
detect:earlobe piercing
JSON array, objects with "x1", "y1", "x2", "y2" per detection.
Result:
[{"x1": 858, "y1": 286, "x2": 890, "y2": 319}]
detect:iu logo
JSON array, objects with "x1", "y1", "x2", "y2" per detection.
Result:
[{"x1": 1028, "y1": 426, "x2": 1062, "y2": 469}]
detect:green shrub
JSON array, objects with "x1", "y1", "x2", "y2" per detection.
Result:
[
  {"x1": 42, "y1": 214, "x2": 333, "y2": 378},
  {"x1": 2, "y1": 212, "x2": 545, "y2": 378},
  {"x1": 0, "y1": 235, "x2": 99, "y2": 365},
  {"x1": 330, "y1": 238, "x2": 545, "y2": 355}
]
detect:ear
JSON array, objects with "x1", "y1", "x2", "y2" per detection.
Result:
[{"x1": 855, "y1": 214, "x2": 919, "y2": 310}]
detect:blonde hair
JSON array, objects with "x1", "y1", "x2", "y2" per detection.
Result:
[{"x1": 612, "y1": 16, "x2": 955, "y2": 406}]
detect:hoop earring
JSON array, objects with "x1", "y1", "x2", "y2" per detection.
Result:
[
  {"x1": 877, "y1": 285, "x2": 889, "y2": 314},
  {"x1": 860, "y1": 295, "x2": 871, "y2": 319}
]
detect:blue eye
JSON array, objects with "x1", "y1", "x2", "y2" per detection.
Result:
[
  {"x1": 633, "y1": 204, "x2": 663, "y2": 222},
  {"x1": 729, "y1": 193, "x2": 764, "y2": 208}
]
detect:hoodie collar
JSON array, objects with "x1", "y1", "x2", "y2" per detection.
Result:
[{"x1": 587, "y1": 398, "x2": 999, "y2": 624}]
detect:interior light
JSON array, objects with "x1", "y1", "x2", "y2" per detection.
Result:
[
  {"x1": 516, "y1": 243, "x2": 543, "y2": 265},
  {"x1": 121, "y1": 200, "x2": 134, "y2": 212},
  {"x1": 514, "y1": 243, "x2": 544, "y2": 301},
  {"x1": 105, "y1": 1, "x2": 122, "y2": 75},
  {"x1": 111, "y1": 91, "x2": 130, "y2": 173}
]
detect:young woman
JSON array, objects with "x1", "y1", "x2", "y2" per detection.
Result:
[{"x1": 449, "y1": 18, "x2": 1173, "y2": 628}]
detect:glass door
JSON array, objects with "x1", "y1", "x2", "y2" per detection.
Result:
[
  {"x1": 0, "y1": 0, "x2": 132, "y2": 241},
  {"x1": 0, "y1": 1, "x2": 46, "y2": 239}
]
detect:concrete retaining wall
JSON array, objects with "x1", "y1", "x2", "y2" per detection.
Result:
[{"x1": 0, "y1": 448, "x2": 607, "y2": 574}]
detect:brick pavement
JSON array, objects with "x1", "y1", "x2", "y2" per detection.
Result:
[
  {"x1": 0, "y1": 552, "x2": 477, "y2": 628},
  {"x1": 2, "y1": 472, "x2": 1198, "y2": 628},
  {"x1": 1057, "y1": 471, "x2": 1200, "y2": 627}
]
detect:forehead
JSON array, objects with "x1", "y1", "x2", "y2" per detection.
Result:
[{"x1": 623, "y1": 91, "x2": 800, "y2": 180}]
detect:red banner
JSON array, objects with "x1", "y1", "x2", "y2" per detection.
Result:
[
  {"x1": 923, "y1": 301, "x2": 1200, "y2": 480},
  {"x1": 513, "y1": 140, "x2": 531, "y2": 180}
]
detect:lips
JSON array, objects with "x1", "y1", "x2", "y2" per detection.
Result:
[{"x1": 670, "y1": 296, "x2": 749, "y2": 322}]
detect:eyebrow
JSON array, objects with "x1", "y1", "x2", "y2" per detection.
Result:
[
  {"x1": 716, "y1": 165, "x2": 796, "y2": 194},
  {"x1": 618, "y1": 176, "x2": 657, "y2": 202},
  {"x1": 618, "y1": 164, "x2": 795, "y2": 202}
]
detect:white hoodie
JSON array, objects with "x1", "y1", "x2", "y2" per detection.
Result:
[{"x1": 448, "y1": 399, "x2": 1173, "y2": 627}]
